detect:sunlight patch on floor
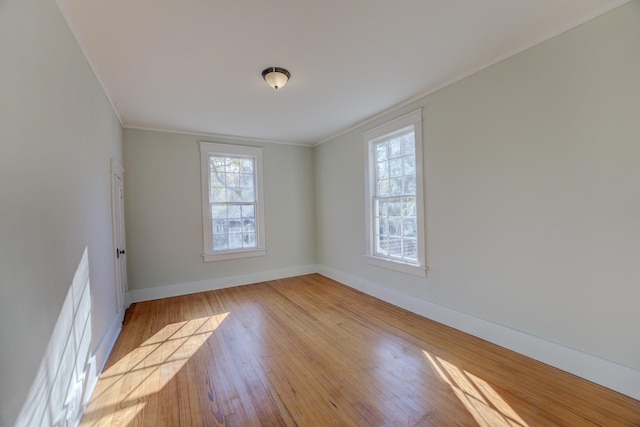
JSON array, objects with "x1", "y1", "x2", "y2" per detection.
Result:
[
  {"x1": 423, "y1": 350, "x2": 529, "y2": 427},
  {"x1": 80, "y1": 313, "x2": 228, "y2": 426}
]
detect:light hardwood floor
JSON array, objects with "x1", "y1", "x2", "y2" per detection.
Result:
[{"x1": 80, "y1": 274, "x2": 639, "y2": 426}]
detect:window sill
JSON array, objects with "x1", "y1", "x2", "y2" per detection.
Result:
[
  {"x1": 203, "y1": 248, "x2": 267, "y2": 262},
  {"x1": 364, "y1": 255, "x2": 427, "y2": 277}
]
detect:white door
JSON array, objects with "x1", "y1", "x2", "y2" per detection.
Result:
[{"x1": 111, "y1": 160, "x2": 127, "y2": 324}]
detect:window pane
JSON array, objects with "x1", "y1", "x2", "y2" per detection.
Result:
[
  {"x1": 390, "y1": 178, "x2": 403, "y2": 196},
  {"x1": 213, "y1": 233, "x2": 228, "y2": 251},
  {"x1": 242, "y1": 204, "x2": 255, "y2": 219},
  {"x1": 225, "y1": 187, "x2": 242, "y2": 202},
  {"x1": 388, "y1": 237, "x2": 402, "y2": 256},
  {"x1": 210, "y1": 187, "x2": 226, "y2": 203},
  {"x1": 225, "y1": 158, "x2": 238, "y2": 173},
  {"x1": 378, "y1": 217, "x2": 388, "y2": 236},
  {"x1": 213, "y1": 218, "x2": 227, "y2": 233},
  {"x1": 243, "y1": 232, "x2": 256, "y2": 247},
  {"x1": 243, "y1": 218, "x2": 255, "y2": 233},
  {"x1": 241, "y1": 188, "x2": 254, "y2": 202},
  {"x1": 210, "y1": 170, "x2": 223, "y2": 187},
  {"x1": 225, "y1": 172, "x2": 239, "y2": 187},
  {"x1": 402, "y1": 238, "x2": 417, "y2": 260},
  {"x1": 375, "y1": 141, "x2": 388, "y2": 161},
  {"x1": 402, "y1": 198, "x2": 416, "y2": 217},
  {"x1": 376, "y1": 161, "x2": 389, "y2": 180},
  {"x1": 403, "y1": 218, "x2": 417, "y2": 237},
  {"x1": 210, "y1": 170, "x2": 225, "y2": 187},
  {"x1": 230, "y1": 219, "x2": 242, "y2": 232},
  {"x1": 389, "y1": 158, "x2": 402, "y2": 177},
  {"x1": 239, "y1": 158, "x2": 254, "y2": 173},
  {"x1": 389, "y1": 218, "x2": 401, "y2": 236},
  {"x1": 403, "y1": 155, "x2": 416, "y2": 175},
  {"x1": 229, "y1": 233, "x2": 243, "y2": 249},
  {"x1": 388, "y1": 200, "x2": 401, "y2": 216},
  {"x1": 240, "y1": 173, "x2": 254, "y2": 189},
  {"x1": 377, "y1": 199, "x2": 388, "y2": 217},
  {"x1": 403, "y1": 175, "x2": 416, "y2": 195},
  {"x1": 402, "y1": 134, "x2": 415, "y2": 154},
  {"x1": 228, "y1": 204, "x2": 241, "y2": 219},
  {"x1": 389, "y1": 138, "x2": 402, "y2": 158},
  {"x1": 376, "y1": 235, "x2": 388, "y2": 256},
  {"x1": 211, "y1": 157, "x2": 226, "y2": 171},
  {"x1": 377, "y1": 179, "x2": 390, "y2": 197},
  {"x1": 211, "y1": 205, "x2": 226, "y2": 220}
]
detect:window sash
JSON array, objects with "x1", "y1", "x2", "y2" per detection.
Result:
[
  {"x1": 373, "y1": 195, "x2": 418, "y2": 263},
  {"x1": 208, "y1": 154, "x2": 258, "y2": 253},
  {"x1": 210, "y1": 201, "x2": 257, "y2": 252}
]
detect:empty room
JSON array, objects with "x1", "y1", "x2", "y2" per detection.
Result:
[{"x1": 1, "y1": 0, "x2": 639, "y2": 426}]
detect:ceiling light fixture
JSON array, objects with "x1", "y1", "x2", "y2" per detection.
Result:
[{"x1": 262, "y1": 67, "x2": 290, "y2": 90}]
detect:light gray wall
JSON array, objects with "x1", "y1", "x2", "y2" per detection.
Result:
[
  {"x1": 123, "y1": 129, "x2": 316, "y2": 290},
  {"x1": 315, "y1": 2, "x2": 640, "y2": 371},
  {"x1": 0, "y1": 0, "x2": 123, "y2": 424}
]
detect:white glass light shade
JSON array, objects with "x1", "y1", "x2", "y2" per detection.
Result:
[{"x1": 262, "y1": 67, "x2": 290, "y2": 90}]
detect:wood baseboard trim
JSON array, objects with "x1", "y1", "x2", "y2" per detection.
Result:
[{"x1": 317, "y1": 266, "x2": 640, "y2": 401}]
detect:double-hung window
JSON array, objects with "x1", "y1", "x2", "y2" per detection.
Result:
[
  {"x1": 200, "y1": 142, "x2": 266, "y2": 262},
  {"x1": 364, "y1": 109, "x2": 426, "y2": 276}
]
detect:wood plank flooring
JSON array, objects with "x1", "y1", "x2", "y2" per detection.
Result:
[{"x1": 80, "y1": 274, "x2": 640, "y2": 426}]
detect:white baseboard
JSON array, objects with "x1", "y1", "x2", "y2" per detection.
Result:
[
  {"x1": 127, "y1": 264, "x2": 319, "y2": 304},
  {"x1": 92, "y1": 312, "x2": 123, "y2": 376},
  {"x1": 75, "y1": 313, "x2": 122, "y2": 426},
  {"x1": 317, "y1": 266, "x2": 640, "y2": 401}
]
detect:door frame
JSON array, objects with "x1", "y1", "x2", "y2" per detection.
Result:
[{"x1": 110, "y1": 159, "x2": 127, "y2": 324}]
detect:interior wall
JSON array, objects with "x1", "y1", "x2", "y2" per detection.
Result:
[
  {"x1": 123, "y1": 129, "x2": 316, "y2": 292},
  {"x1": 0, "y1": 0, "x2": 123, "y2": 424},
  {"x1": 315, "y1": 1, "x2": 640, "y2": 372}
]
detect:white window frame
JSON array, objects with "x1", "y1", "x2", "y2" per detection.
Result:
[
  {"x1": 363, "y1": 109, "x2": 427, "y2": 277},
  {"x1": 200, "y1": 142, "x2": 266, "y2": 262}
]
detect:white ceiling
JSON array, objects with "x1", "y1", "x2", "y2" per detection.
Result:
[{"x1": 56, "y1": 0, "x2": 627, "y2": 145}]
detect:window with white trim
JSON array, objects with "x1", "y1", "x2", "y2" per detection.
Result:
[
  {"x1": 364, "y1": 109, "x2": 426, "y2": 276},
  {"x1": 200, "y1": 142, "x2": 266, "y2": 262}
]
